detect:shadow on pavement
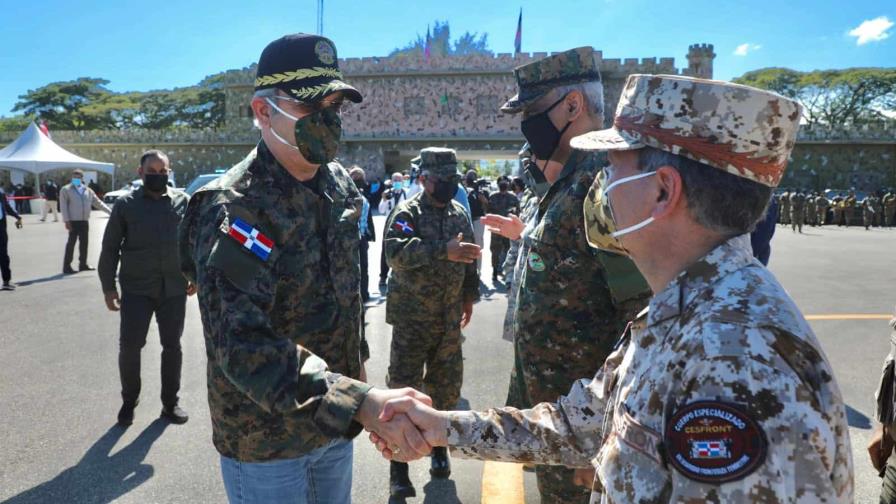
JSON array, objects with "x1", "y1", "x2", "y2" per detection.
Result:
[
  {"x1": 15, "y1": 273, "x2": 73, "y2": 287},
  {"x1": 846, "y1": 404, "x2": 872, "y2": 429},
  {"x1": 5, "y1": 419, "x2": 169, "y2": 504},
  {"x1": 422, "y1": 479, "x2": 461, "y2": 504}
]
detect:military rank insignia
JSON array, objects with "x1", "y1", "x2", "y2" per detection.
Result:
[
  {"x1": 664, "y1": 401, "x2": 767, "y2": 483},
  {"x1": 227, "y1": 218, "x2": 274, "y2": 261},
  {"x1": 393, "y1": 219, "x2": 414, "y2": 234}
]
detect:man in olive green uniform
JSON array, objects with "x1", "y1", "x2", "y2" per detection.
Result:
[
  {"x1": 384, "y1": 147, "x2": 481, "y2": 498},
  {"x1": 790, "y1": 189, "x2": 806, "y2": 233},
  {"x1": 844, "y1": 189, "x2": 857, "y2": 226},
  {"x1": 806, "y1": 192, "x2": 817, "y2": 226},
  {"x1": 884, "y1": 189, "x2": 896, "y2": 227},
  {"x1": 178, "y1": 34, "x2": 434, "y2": 504},
  {"x1": 863, "y1": 195, "x2": 878, "y2": 230},
  {"x1": 815, "y1": 192, "x2": 829, "y2": 226},
  {"x1": 873, "y1": 191, "x2": 885, "y2": 227},
  {"x1": 480, "y1": 47, "x2": 650, "y2": 504}
]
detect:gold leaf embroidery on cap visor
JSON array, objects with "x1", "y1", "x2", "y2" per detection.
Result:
[{"x1": 254, "y1": 67, "x2": 343, "y2": 87}]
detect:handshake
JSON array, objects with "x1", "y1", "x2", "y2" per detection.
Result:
[{"x1": 355, "y1": 388, "x2": 450, "y2": 462}]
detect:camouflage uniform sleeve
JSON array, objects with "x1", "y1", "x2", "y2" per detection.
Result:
[
  {"x1": 461, "y1": 213, "x2": 479, "y2": 303},
  {"x1": 178, "y1": 195, "x2": 201, "y2": 285},
  {"x1": 667, "y1": 337, "x2": 853, "y2": 502},
  {"x1": 446, "y1": 376, "x2": 605, "y2": 467},
  {"x1": 384, "y1": 207, "x2": 446, "y2": 270}
]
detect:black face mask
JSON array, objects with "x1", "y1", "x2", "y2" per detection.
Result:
[
  {"x1": 353, "y1": 179, "x2": 366, "y2": 190},
  {"x1": 144, "y1": 173, "x2": 168, "y2": 193},
  {"x1": 520, "y1": 93, "x2": 573, "y2": 162},
  {"x1": 432, "y1": 180, "x2": 457, "y2": 204},
  {"x1": 523, "y1": 158, "x2": 550, "y2": 199}
]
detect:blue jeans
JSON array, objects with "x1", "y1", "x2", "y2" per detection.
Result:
[{"x1": 220, "y1": 440, "x2": 353, "y2": 504}]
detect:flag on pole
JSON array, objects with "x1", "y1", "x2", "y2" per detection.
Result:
[
  {"x1": 424, "y1": 25, "x2": 431, "y2": 62},
  {"x1": 38, "y1": 120, "x2": 50, "y2": 138},
  {"x1": 514, "y1": 8, "x2": 522, "y2": 54}
]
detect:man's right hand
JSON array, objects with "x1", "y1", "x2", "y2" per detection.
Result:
[
  {"x1": 370, "y1": 397, "x2": 450, "y2": 461},
  {"x1": 869, "y1": 423, "x2": 895, "y2": 473},
  {"x1": 104, "y1": 291, "x2": 121, "y2": 312},
  {"x1": 446, "y1": 233, "x2": 481, "y2": 263},
  {"x1": 481, "y1": 213, "x2": 525, "y2": 241}
]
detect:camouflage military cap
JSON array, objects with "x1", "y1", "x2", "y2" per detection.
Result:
[
  {"x1": 411, "y1": 147, "x2": 461, "y2": 178},
  {"x1": 501, "y1": 47, "x2": 601, "y2": 114},
  {"x1": 571, "y1": 74, "x2": 802, "y2": 187},
  {"x1": 255, "y1": 33, "x2": 362, "y2": 104}
]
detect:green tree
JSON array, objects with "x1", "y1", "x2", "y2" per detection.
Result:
[
  {"x1": 12, "y1": 77, "x2": 117, "y2": 129},
  {"x1": 0, "y1": 114, "x2": 35, "y2": 133},
  {"x1": 734, "y1": 67, "x2": 896, "y2": 128},
  {"x1": 390, "y1": 20, "x2": 492, "y2": 58}
]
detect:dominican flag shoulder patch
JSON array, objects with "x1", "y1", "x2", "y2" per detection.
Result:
[
  {"x1": 227, "y1": 218, "x2": 274, "y2": 261},
  {"x1": 393, "y1": 219, "x2": 414, "y2": 234}
]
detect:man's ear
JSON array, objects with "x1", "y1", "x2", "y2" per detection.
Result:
[
  {"x1": 137, "y1": 165, "x2": 144, "y2": 178},
  {"x1": 565, "y1": 90, "x2": 585, "y2": 121},
  {"x1": 250, "y1": 97, "x2": 273, "y2": 128},
  {"x1": 652, "y1": 166, "x2": 684, "y2": 219}
]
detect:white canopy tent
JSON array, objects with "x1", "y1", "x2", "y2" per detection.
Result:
[{"x1": 0, "y1": 122, "x2": 116, "y2": 188}]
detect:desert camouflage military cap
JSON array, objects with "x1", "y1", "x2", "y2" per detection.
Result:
[
  {"x1": 501, "y1": 46, "x2": 601, "y2": 114},
  {"x1": 411, "y1": 147, "x2": 461, "y2": 179},
  {"x1": 571, "y1": 74, "x2": 802, "y2": 187},
  {"x1": 255, "y1": 33, "x2": 362, "y2": 104}
]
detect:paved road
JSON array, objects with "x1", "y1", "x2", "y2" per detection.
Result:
[{"x1": 0, "y1": 213, "x2": 892, "y2": 503}]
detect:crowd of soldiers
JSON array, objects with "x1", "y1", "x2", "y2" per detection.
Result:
[{"x1": 777, "y1": 188, "x2": 896, "y2": 231}]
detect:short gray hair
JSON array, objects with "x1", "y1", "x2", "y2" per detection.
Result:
[
  {"x1": 251, "y1": 89, "x2": 279, "y2": 128},
  {"x1": 551, "y1": 81, "x2": 604, "y2": 120},
  {"x1": 637, "y1": 146, "x2": 773, "y2": 236}
]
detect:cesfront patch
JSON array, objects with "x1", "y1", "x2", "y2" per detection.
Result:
[{"x1": 664, "y1": 401, "x2": 767, "y2": 483}]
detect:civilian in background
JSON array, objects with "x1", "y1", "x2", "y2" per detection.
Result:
[
  {"x1": 60, "y1": 169, "x2": 111, "y2": 274},
  {"x1": 40, "y1": 179, "x2": 60, "y2": 222},
  {"x1": 0, "y1": 185, "x2": 23, "y2": 290},
  {"x1": 350, "y1": 166, "x2": 376, "y2": 301},
  {"x1": 378, "y1": 172, "x2": 408, "y2": 288},
  {"x1": 464, "y1": 170, "x2": 488, "y2": 274}
]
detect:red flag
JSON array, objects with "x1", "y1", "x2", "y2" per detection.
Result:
[
  {"x1": 38, "y1": 120, "x2": 50, "y2": 138},
  {"x1": 514, "y1": 8, "x2": 522, "y2": 54},
  {"x1": 424, "y1": 25, "x2": 431, "y2": 63}
]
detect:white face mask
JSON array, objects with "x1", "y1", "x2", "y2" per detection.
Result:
[
  {"x1": 265, "y1": 98, "x2": 300, "y2": 149},
  {"x1": 604, "y1": 170, "x2": 657, "y2": 238}
]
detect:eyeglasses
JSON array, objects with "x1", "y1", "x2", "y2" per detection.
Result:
[{"x1": 271, "y1": 95, "x2": 351, "y2": 115}]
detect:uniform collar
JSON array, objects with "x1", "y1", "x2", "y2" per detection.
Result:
[
  {"x1": 647, "y1": 234, "x2": 755, "y2": 332},
  {"x1": 137, "y1": 185, "x2": 172, "y2": 199}
]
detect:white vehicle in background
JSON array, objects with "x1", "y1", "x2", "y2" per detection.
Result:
[{"x1": 184, "y1": 170, "x2": 226, "y2": 195}]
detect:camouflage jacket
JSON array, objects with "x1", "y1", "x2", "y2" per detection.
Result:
[
  {"x1": 487, "y1": 190, "x2": 520, "y2": 217},
  {"x1": 447, "y1": 235, "x2": 853, "y2": 503},
  {"x1": 384, "y1": 192, "x2": 479, "y2": 325},
  {"x1": 502, "y1": 191, "x2": 540, "y2": 342},
  {"x1": 788, "y1": 192, "x2": 806, "y2": 212},
  {"x1": 178, "y1": 142, "x2": 371, "y2": 462},
  {"x1": 514, "y1": 150, "x2": 649, "y2": 405}
]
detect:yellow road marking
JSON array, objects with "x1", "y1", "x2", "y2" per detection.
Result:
[
  {"x1": 805, "y1": 314, "x2": 891, "y2": 321},
  {"x1": 481, "y1": 461, "x2": 525, "y2": 504}
]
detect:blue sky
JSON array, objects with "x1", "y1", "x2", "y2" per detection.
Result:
[{"x1": 1, "y1": 0, "x2": 893, "y2": 116}]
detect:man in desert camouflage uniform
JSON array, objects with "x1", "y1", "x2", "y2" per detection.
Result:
[
  {"x1": 179, "y1": 34, "x2": 434, "y2": 504},
  {"x1": 374, "y1": 74, "x2": 854, "y2": 503},
  {"x1": 480, "y1": 47, "x2": 650, "y2": 504},
  {"x1": 383, "y1": 147, "x2": 480, "y2": 498}
]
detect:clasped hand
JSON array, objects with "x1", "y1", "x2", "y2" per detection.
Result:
[{"x1": 357, "y1": 388, "x2": 449, "y2": 462}]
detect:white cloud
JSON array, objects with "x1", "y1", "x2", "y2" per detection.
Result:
[
  {"x1": 733, "y1": 43, "x2": 762, "y2": 56},
  {"x1": 848, "y1": 16, "x2": 894, "y2": 45}
]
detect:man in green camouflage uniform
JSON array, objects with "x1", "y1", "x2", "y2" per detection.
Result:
[
  {"x1": 480, "y1": 47, "x2": 650, "y2": 504},
  {"x1": 806, "y1": 192, "x2": 817, "y2": 226},
  {"x1": 383, "y1": 147, "x2": 481, "y2": 498},
  {"x1": 178, "y1": 34, "x2": 434, "y2": 504},
  {"x1": 844, "y1": 189, "x2": 857, "y2": 226},
  {"x1": 780, "y1": 189, "x2": 791, "y2": 224},
  {"x1": 815, "y1": 192, "x2": 829, "y2": 226}
]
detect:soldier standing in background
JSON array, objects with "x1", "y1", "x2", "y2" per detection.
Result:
[
  {"x1": 816, "y1": 192, "x2": 829, "y2": 226},
  {"x1": 863, "y1": 194, "x2": 877, "y2": 230},
  {"x1": 790, "y1": 188, "x2": 806, "y2": 233},
  {"x1": 806, "y1": 191, "x2": 817, "y2": 226},
  {"x1": 873, "y1": 191, "x2": 885, "y2": 227},
  {"x1": 383, "y1": 147, "x2": 481, "y2": 499},
  {"x1": 480, "y1": 48, "x2": 650, "y2": 504},
  {"x1": 844, "y1": 189, "x2": 857, "y2": 226},
  {"x1": 884, "y1": 189, "x2": 896, "y2": 227},
  {"x1": 486, "y1": 178, "x2": 520, "y2": 282},
  {"x1": 832, "y1": 192, "x2": 845, "y2": 225},
  {"x1": 780, "y1": 188, "x2": 791, "y2": 225}
]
